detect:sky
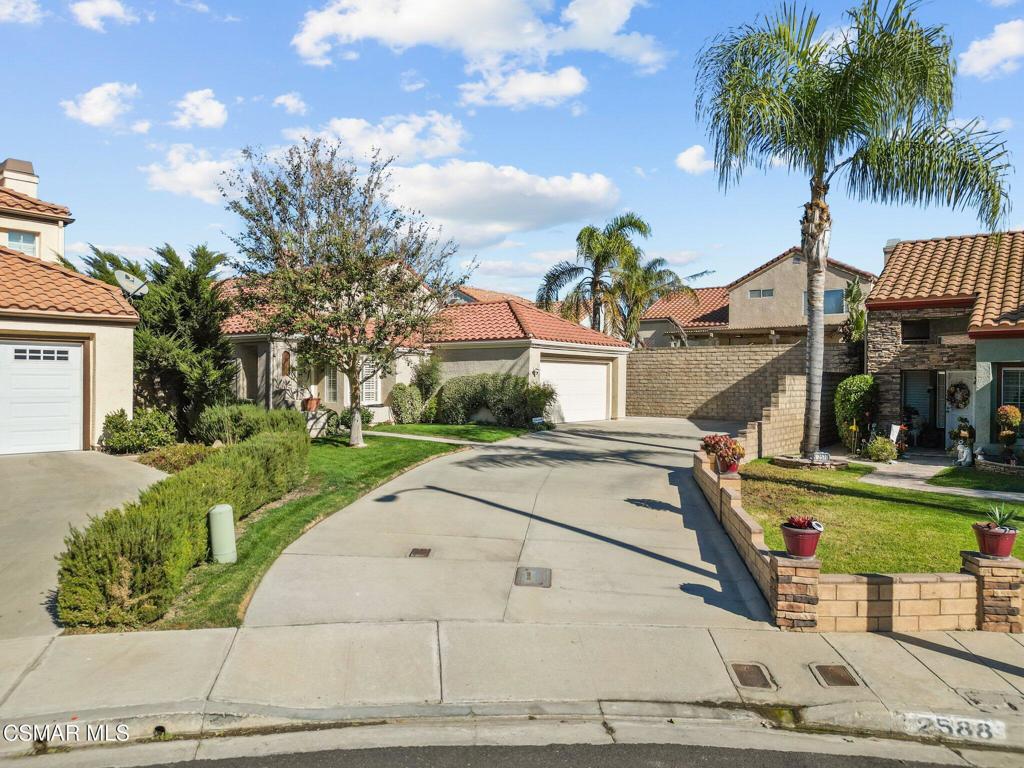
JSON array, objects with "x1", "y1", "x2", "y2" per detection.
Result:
[{"x1": 3, "y1": 0, "x2": 1024, "y2": 298}]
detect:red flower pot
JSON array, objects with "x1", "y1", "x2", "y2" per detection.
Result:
[
  {"x1": 301, "y1": 397, "x2": 321, "y2": 412},
  {"x1": 973, "y1": 524, "x2": 1018, "y2": 559},
  {"x1": 781, "y1": 524, "x2": 821, "y2": 559},
  {"x1": 717, "y1": 457, "x2": 739, "y2": 474}
]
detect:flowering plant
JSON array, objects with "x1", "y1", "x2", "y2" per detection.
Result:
[
  {"x1": 997, "y1": 405, "x2": 1022, "y2": 431},
  {"x1": 785, "y1": 515, "x2": 818, "y2": 529},
  {"x1": 700, "y1": 434, "x2": 730, "y2": 456}
]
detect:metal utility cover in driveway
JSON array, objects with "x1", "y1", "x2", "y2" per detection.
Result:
[
  {"x1": 814, "y1": 663, "x2": 860, "y2": 687},
  {"x1": 515, "y1": 567, "x2": 552, "y2": 588}
]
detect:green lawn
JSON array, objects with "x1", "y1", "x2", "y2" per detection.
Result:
[
  {"x1": 157, "y1": 436, "x2": 460, "y2": 629},
  {"x1": 368, "y1": 423, "x2": 529, "y2": 443},
  {"x1": 927, "y1": 466, "x2": 1024, "y2": 494},
  {"x1": 740, "y1": 460, "x2": 1021, "y2": 574}
]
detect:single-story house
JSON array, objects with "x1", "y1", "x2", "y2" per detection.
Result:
[
  {"x1": 866, "y1": 230, "x2": 1024, "y2": 452},
  {"x1": 0, "y1": 159, "x2": 138, "y2": 456},
  {"x1": 639, "y1": 247, "x2": 876, "y2": 347},
  {"x1": 221, "y1": 290, "x2": 629, "y2": 424}
]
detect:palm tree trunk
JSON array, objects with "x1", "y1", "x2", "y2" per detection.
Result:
[
  {"x1": 591, "y1": 274, "x2": 602, "y2": 330},
  {"x1": 800, "y1": 179, "x2": 832, "y2": 457}
]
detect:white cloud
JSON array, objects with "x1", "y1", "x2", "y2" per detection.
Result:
[
  {"x1": 273, "y1": 92, "x2": 308, "y2": 115},
  {"x1": 400, "y1": 69, "x2": 426, "y2": 92},
  {"x1": 67, "y1": 240, "x2": 154, "y2": 261},
  {"x1": 60, "y1": 81, "x2": 139, "y2": 127},
  {"x1": 291, "y1": 0, "x2": 666, "y2": 110},
  {"x1": 171, "y1": 88, "x2": 228, "y2": 129},
  {"x1": 390, "y1": 159, "x2": 619, "y2": 247},
  {"x1": 175, "y1": 0, "x2": 209, "y2": 12},
  {"x1": 987, "y1": 1, "x2": 1018, "y2": 7},
  {"x1": 285, "y1": 111, "x2": 467, "y2": 162},
  {"x1": 0, "y1": 0, "x2": 43, "y2": 23},
  {"x1": 675, "y1": 145, "x2": 714, "y2": 175},
  {"x1": 470, "y1": 249, "x2": 574, "y2": 279},
  {"x1": 69, "y1": 0, "x2": 138, "y2": 31},
  {"x1": 130, "y1": 119, "x2": 151, "y2": 134},
  {"x1": 959, "y1": 19, "x2": 1024, "y2": 78},
  {"x1": 460, "y1": 66, "x2": 587, "y2": 109},
  {"x1": 948, "y1": 116, "x2": 1014, "y2": 131},
  {"x1": 140, "y1": 144, "x2": 237, "y2": 204}
]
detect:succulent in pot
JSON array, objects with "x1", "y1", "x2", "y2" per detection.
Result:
[
  {"x1": 780, "y1": 515, "x2": 824, "y2": 559},
  {"x1": 973, "y1": 504, "x2": 1020, "y2": 559},
  {"x1": 701, "y1": 434, "x2": 744, "y2": 473}
]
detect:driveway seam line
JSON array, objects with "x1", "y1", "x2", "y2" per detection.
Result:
[
  {"x1": 200, "y1": 628, "x2": 241, "y2": 731},
  {"x1": 501, "y1": 466, "x2": 552, "y2": 622},
  {"x1": 0, "y1": 634, "x2": 55, "y2": 709},
  {"x1": 436, "y1": 620, "x2": 444, "y2": 704},
  {"x1": 707, "y1": 628, "x2": 746, "y2": 704}
]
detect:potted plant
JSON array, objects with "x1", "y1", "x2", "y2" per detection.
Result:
[
  {"x1": 716, "y1": 438, "x2": 745, "y2": 473},
  {"x1": 301, "y1": 383, "x2": 320, "y2": 412},
  {"x1": 997, "y1": 405, "x2": 1021, "y2": 459},
  {"x1": 949, "y1": 416, "x2": 974, "y2": 444},
  {"x1": 780, "y1": 515, "x2": 824, "y2": 559},
  {"x1": 973, "y1": 505, "x2": 1020, "y2": 559}
]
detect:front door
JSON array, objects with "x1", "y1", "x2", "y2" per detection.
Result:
[{"x1": 944, "y1": 370, "x2": 976, "y2": 449}]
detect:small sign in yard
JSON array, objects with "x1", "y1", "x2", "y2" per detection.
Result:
[
  {"x1": 811, "y1": 451, "x2": 831, "y2": 465},
  {"x1": 889, "y1": 424, "x2": 902, "y2": 442},
  {"x1": 531, "y1": 417, "x2": 546, "y2": 425}
]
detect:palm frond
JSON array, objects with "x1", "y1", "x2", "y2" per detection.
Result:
[{"x1": 536, "y1": 261, "x2": 586, "y2": 309}]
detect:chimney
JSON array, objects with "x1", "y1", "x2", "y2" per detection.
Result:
[
  {"x1": 882, "y1": 238, "x2": 901, "y2": 265},
  {"x1": 0, "y1": 158, "x2": 39, "y2": 198}
]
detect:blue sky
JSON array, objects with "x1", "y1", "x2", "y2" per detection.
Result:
[{"x1": 3, "y1": 0, "x2": 1023, "y2": 297}]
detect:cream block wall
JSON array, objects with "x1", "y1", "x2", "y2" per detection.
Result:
[{"x1": 0, "y1": 317, "x2": 135, "y2": 447}]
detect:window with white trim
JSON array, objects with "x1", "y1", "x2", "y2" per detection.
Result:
[
  {"x1": 360, "y1": 361, "x2": 380, "y2": 404},
  {"x1": 13, "y1": 347, "x2": 69, "y2": 361},
  {"x1": 325, "y1": 366, "x2": 339, "y2": 402},
  {"x1": 6, "y1": 230, "x2": 37, "y2": 257},
  {"x1": 748, "y1": 288, "x2": 774, "y2": 299}
]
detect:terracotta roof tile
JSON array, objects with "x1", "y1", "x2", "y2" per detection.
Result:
[
  {"x1": 0, "y1": 186, "x2": 73, "y2": 222},
  {"x1": 431, "y1": 299, "x2": 629, "y2": 347},
  {"x1": 866, "y1": 230, "x2": 1024, "y2": 335},
  {"x1": 727, "y1": 246, "x2": 877, "y2": 288},
  {"x1": 458, "y1": 285, "x2": 534, "y2": 304},
  {"x1": 642, "y1": 286, "x2": 730, "y2": 329},
  {"x1": 0, "y1": 246, "x2": 137, "y2": 319}
]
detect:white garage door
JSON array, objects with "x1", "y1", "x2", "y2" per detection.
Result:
[
  {"x1": 0, "y1": 341, "x2": 83, "y2": 455},
  {"x1": 540, "y1": 358, "x2": 609, "y2": 423}
]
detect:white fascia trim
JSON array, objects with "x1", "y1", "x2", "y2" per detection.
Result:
[{"x1": 528, "y1": 338, "x2": 630, "y2": 355}]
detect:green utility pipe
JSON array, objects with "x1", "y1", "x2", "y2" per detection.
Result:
[{"x1": 209, "y1": 504, "x2": 237, "y2": 564}]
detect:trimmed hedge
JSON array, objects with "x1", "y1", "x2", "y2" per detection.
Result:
[
  {"x1": 432, "y1": 374, "x2": 556, "y2": 427},
  {"x1": 57, "y1": 429, "x2": 309, "y2": 628},
  {"x1": 193, "y1": 404, "x2": 307, "y2": 445},
  {"x1": 389, "y1": 383, "x2": 423, "y2": 424},
  {"x1": 338, "y1": 406, "x2": 374, "y2": 429},
  {"x1": 102, "y1": 408, "x2": 176, "y2": 454},
  {"x1": 138, "y1": 443, "x2": 218, "y2": 473},
  {"x1": 835, "y1": 374, "x2": 877, "y2": 451}
]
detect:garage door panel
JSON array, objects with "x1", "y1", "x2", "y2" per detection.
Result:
[
  {"x1": 539, "y1": 358, "x2": 609, "y2": 423},
  {"x1": 0, "y1": 341, "x2": 83, "y2": 455}
]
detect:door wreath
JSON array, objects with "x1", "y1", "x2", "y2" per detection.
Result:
[{"x1": 946, "y1": 381, "x2": 970, "y2": 409}]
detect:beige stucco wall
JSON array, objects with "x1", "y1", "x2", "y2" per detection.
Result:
[
  {"x1": 638, "y1": 319, "x2": 681, "y2": 348},
  {"x1": 0, "y1": 316, "x2": 135, "y2": 447},
  {"x1": 728, "y1": 256, "x2": 872, "y2": 330},
  {"x1": 436, "y1": 344, "x2": 532, "y2": 380},
  {"x1": 0, "y1": 213, "x2": 65, "y2": 262}
]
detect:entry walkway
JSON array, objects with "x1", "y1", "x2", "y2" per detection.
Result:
[{"x1": 860, "y1": 450, "x2": 1024, "y2": 504}]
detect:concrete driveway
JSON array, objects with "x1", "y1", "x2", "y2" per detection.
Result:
[
  {"x1": 0, "y1": 452, "x2": 164, "y2": 638},
  {"x1": 246, "y1": 418, "x2": 771, "y2": 630}
]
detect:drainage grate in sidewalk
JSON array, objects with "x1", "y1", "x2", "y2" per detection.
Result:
[
  {"x1": 408, "y1": 548, "x2": 431, "y2": 558},
  {"x1": 514, "y1": 566, "x2": 552, "y2": 588},
  {"x1": 730, "y1": 662, "x2": 773, "y2": 689},
  {"x1": 814, "y1": 664, "x2": 860, "y2": 687}
]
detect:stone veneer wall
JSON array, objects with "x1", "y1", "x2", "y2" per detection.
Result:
[
  {"x1": 976, "y1": 457, "x2": 1024, "y2": 477},
  {"x1": 691, "y1": 452, "x2": 1020, "y2": 632},
  {"x1": 628, "y1": 343, "x2": 859, "y2": 454},
  {"x1": 866, "y1": 307, "x2": 976, "y2": 427}
]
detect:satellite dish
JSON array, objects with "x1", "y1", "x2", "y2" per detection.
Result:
[{"x1": 114, "y1": 269, "x2": 149, "y2": 298}]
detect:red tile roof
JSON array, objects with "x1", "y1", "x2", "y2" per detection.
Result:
[
  {"x1": 867, "y1": 230, "x2": 1024, "y2": 336},
  {"x1": 641, "y1": 286, "x2": 730, "y2": 329},
  {"x1": 726, "y1": 246, "x2": 877, "y2": 288},
  {"x1": 0, "y1": 186, "x2": 73, "y2": 222},
  {"x1": 431, "y1": 299, "x2": 629, "y2": 347},
  {"x1": 458, "y1": 285, "x2": 533, "y2": 304},
  {"x1": 0, "y1": 246, "x2": 137, "y2": 320}
]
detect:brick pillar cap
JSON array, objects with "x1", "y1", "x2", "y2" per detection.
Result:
[
  {"x1": 961, "y1": 551, "x2": 1024, "y2": 569},
  {"x1": 772, "y1": 554, "x2": 822, "y2": 568}
]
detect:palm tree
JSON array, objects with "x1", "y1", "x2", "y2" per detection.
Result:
[
  {"x1": 537, "y1": 212, "x2": 652, "y2": 332},
  {"x1": 612, "y1": 254, "x2": 709, "y2": 346},
  {"x1": 696, "y1": 0, "x2": 1010, "y2": 456}
]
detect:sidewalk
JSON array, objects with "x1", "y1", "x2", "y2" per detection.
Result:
[
  {"x1": 859, "y1": 452, "x2": 1024, "y2": 504},
  {"x1": 2, "y1": 621, "x2": 1023, "y2": 760}
]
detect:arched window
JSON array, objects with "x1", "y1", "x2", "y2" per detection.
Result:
[{"x1": 281, "y1": 350, "x2": 291, "y2": 378}]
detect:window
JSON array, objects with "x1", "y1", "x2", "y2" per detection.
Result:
[
  {"x1": 281, "y1": 351, "x2": 291, "y2": 377},
  {"x1": 901, "y1": 320, "x2": 930, "y2": 344},
  {"x1": 360, "y1": 361, "x2": 379, "y2": 404},
  {"x1": 1002, "y1": 369, "x2": 1024, "y2": 434},
  {"x1": 748, "y1": 288, "x2": 774, "y2": 299},
  {"x1": 6, "y1": 230, "x2": 37, "y2": 257},
  {"x1": 324, "y1": 366, "x2": 339, "y2": 402},
  {"x1": 803, "y1": 289, "x2": 847, "y2": 315},
  {"x1": 13, "y1": 347, "x2": 68, "y2": 361}
]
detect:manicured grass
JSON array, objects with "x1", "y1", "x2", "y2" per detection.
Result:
[
  {"x1": 368, "y1": 422, "x2": 529, "y2": 443},
  {"x1": 157, "y1": 436, "x2": 460, "y2": 629},
  {"x1": 927, "y1": 466, "x2": 1024, "y2": 494},
  {"x1": 740, "y1": 459, "x2": 1021, "y2": 574}
]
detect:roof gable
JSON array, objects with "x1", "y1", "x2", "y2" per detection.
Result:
[
  {"x1": 641, "y1": 287, "x2": 729, "y2": 329},
  {"x1": 727, "y1": 247, "x2": 877, "y2": 290},
  {"x1": 0, "y1": 186, "x2": 73, "y2": 223},
  {"x1": 432, "y1": 299, "x2": 629, "y2": 347}
]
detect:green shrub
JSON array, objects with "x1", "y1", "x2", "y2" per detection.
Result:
[
  {"x1": 338, "y1": 406, "x2": 374, "y2": 429},
  {"x1": 835, "y1": 374, "x2": 877, "y2": 451},
  {"x1": 866, "y1": 436, "x2": 898, "y2": 462},
  {"x1": 433, "y1": 374, "x2": 555, "y2": 427},
  {"x1": 420, "y1": 394, "x2": 438, "y2": 424},
  {"x1": 138, "y1": 443, "x2": 218, "y2": 473},
  {"x1": 318, "y1": 407, "x2": 342, "y2": 437},
  {"x1": 193, "y1": 404, "x2": 306, "y2": 445},
  {"x1": 102, "y1": 408, "x2": 176, "y2": 454},
  {"x1": 412, "y1": 355, "x2": 443, "y2": 399},
  {"x1": 389, "y1": 383, "x2": 423, "y2": 424},
  {"x1": 57, "y1": 429, "x2": 309, "y2": 628}
]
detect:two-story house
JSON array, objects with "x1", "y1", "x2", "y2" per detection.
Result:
[
  {"x1": 866, "y1": 231, "x2": 1024, "y2": 452},
  {"x1": 0, "y1": 158, "x2": 138, "y2": 455},
  {"x1": 639, "y1": 248, "x2": 876, "y2": 347}
]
